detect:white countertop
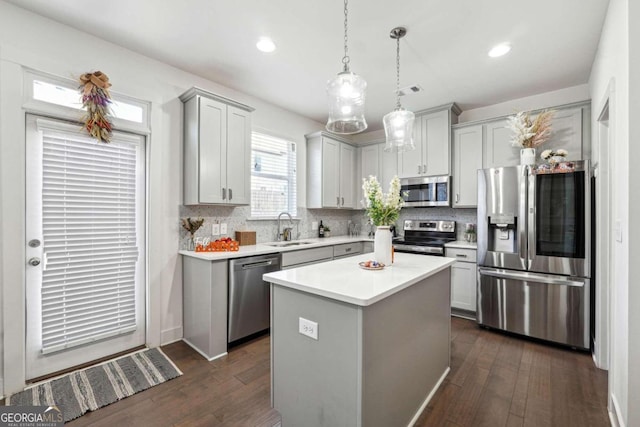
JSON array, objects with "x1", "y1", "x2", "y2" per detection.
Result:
[
  {"x1": 263, "y1": 252, "x2": 455, "y2": 307},
  {"x1": 444, "y1": 240, "x2": 477, "y2": 249},
  {"x1": 179, "y1": 235, "x2": 373, "y2": 261}
]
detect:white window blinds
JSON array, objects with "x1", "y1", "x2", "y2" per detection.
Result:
[
  {"x1": 251, "y1": 132, "x2": 297, "y2": 218},
  {"x1": 38, "y1": 121, "x2": 144, "y2": 354}
]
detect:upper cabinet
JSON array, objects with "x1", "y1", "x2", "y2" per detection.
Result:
[
  {"x1": 452, "y1": 101, "x2": 591, "y2": 208},
  {"x1": 181, "y1": 87, "x2": 253, "y2": 205},
  {"x1": 397, "y1": 104, "x2": 461, "y2": 179},
  {"x1": 358, "y1": 142, "x2": 399, "y2": 204},
  {"x1": 483, "y1": 104, "x2": 590, "y2": 169},
  {"x1": 307, "y1": 132, "x2": 357, "y2": 209},
  {"x1": 483, "y1": 119, "x2": 516, "y2": 169},
  {"x1": 452, "y1": 125, "x2": 483, "y2": 208}
]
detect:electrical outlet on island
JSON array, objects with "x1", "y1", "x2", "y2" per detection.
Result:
[{"x1": 299, "y1": 317, "x2": 318, "y2": 340}]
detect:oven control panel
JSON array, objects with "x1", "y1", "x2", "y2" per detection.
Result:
[{"x1": 403, "y1": 220, "x2": 455, "y2": 232}]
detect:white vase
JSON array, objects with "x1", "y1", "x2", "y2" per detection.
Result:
[
  {"x1": 520, "y1": 148, "x2": 536, "y2": 165},
  {"x1": 374, "y1": 226, "x2": 392, "y2": 266}
]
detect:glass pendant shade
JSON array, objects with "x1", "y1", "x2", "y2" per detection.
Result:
[
  {"x1": 326, "y1": 71, "x2": 368, "y2": 134},
  {"x1": 383, "y1": 108, "x2": 415, "y2": 152}
]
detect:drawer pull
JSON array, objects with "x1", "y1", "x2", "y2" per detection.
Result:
[
  {"x1": 345, "y1": 248, "x2": 352, "y2": 252},
  {"x1": 456, "y1": 254, "x2": 468, "y2": 258}
]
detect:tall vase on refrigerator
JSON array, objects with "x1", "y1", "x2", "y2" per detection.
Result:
[{"x1": 362, "y1": 176, "x2": 405, "y2": 266}]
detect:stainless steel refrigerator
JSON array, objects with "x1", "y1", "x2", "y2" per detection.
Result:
[{"x1": 477, "y1": 161, "x2": 591, "y2": 349}]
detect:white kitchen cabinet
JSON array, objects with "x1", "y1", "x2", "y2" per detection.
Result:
[
  {"x1": 339, "y1": 143, "x2": 356, "y2": 208},
  {"x1": 483, "y1": 104, "x2": 588, "y2": 169},
  {"x1": 452, "y1": 125, "x2": 483, "y2": 207},
  {"x1": 483, "y1": 118, "x2": 517, "y2": 169},
  {"x1": 182, "y1": 257, "x2": 228, "y2": 360},
  {"x1": 358, "y1": 142, "x2": 399, "y2": 203},
  {"x1": 397, "y1": 104, "x2": 461, "y2": 178},
  {"x1": 306, "y1": 132, "x2": 356, "y2": 209},
  {"x1": 446, "y1": 247, "x2": 477, "y2": 314},
  {"x1": 360, "y1": 144, "x2": 379, "y2": 182},
  {"x1": 181, "y1": 87, "x2": 253, "y2": 205}
]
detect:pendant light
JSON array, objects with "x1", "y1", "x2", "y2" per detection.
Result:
[
  {"x1": 383, "y1": 27, "x2": 415, "y2": 152},
  {"x1": 326, "y1": 0, "x2": 368, "y2": 134}
]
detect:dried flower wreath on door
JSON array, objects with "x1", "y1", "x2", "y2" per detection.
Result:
[{"x1": 79, "y1": 71, "x2": 113, "y2": 143}]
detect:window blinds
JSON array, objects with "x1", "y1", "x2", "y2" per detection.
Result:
[
  {"x1": 251, "y1": 132, "x2": 297, "y2": 218},
  {"x1": 39, "y1": 124, "x2": 141, "y2": 354}
]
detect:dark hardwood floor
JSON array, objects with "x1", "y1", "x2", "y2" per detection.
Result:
[{"x1": 68, "y1": 317, "x2": 609, "y2": 426}]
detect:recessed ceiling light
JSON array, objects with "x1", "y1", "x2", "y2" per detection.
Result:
[
  {"x1": 256, "y1": 37, "x2": 276, "y2": 53},
  {"x1": 488, "y1": 43, "x2": 511, "y2": 58}
]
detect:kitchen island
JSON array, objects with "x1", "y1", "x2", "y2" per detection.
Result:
[{"x1": 263, "y1": 253, "x2": 455, "y2": 427}]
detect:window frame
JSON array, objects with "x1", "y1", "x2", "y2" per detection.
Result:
[
  {"x1": 23, "y1": 68, "x2": 151, "y2": 135},
  {"x1": 249, "y1": 130, "x2": 298, "y2": 220}
]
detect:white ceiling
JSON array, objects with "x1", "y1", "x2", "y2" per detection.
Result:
[{"x1": 7, "y1": 0, "x2": 609, "y2": 131}]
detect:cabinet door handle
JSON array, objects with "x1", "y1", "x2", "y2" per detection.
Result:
[
  {"x1": 222, "y1": 188, "x2": 226, "y2": 200},
  {"x1": 229, "y1": 188, "x2": 233, "y2": 200},
  {"x1": 337, "y1": 196, "x2": 340, "y2": 206},
  {"x1": 417, "y1": 165, "x2": 421, "y2": 174},
  {"x1": 341, "y1": 197, "x2": 345, "y2": 206},
  {"x1": 423, "y1": 164, "x2": 427, "y2": 174},
  {"x1": 456, "y1": 194, "x2": 460, "y2": 203}
]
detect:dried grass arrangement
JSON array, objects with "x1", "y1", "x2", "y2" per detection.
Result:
[
  {"x1": 79, "y1": 71, "x2": 113, "y2": 143},
  {"x1": 506, "y1": 110, "x2": 555, "y2": 148}
]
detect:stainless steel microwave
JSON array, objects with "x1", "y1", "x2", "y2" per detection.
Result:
[{"x1": 400, "y1": 176, "x2": 451, "y2": 207}]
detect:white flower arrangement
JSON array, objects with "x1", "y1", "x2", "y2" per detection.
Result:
[
  {"x1": 362, "y1": 175, "x2": 405, "y2": 226},
  {"x1": 506, "y1": 110, "x2": 555, "y2": 148},
  {"x1": 541, "y1": 148, "x2": 568, "y2": 160}
]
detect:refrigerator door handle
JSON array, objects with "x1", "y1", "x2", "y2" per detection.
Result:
[
  {"x1": 478, "y1": 267, "x2": 585, "y2": 287},
  {"x1": 518, "y1": 166, "x2": 528, "y2": 261}
]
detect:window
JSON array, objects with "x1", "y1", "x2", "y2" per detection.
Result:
[
  {"x1": 24, "y1": 69, "x2": 150, "y2": 133},
  {"x1": 251, "y1": 132, "x2": 297, "y2": 218}
]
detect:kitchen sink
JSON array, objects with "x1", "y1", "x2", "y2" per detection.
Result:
[{"x1": 265, "y1": 241, "x2": 314, "y2": 247}]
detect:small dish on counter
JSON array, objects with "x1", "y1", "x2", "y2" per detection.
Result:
[{"x1": 359, "y1": 261, "x2": 385, "y2": 271}]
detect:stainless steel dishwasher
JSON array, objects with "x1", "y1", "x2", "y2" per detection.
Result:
[{"x1": 228, "y1": 254, "x2": 281, "y2": 343}]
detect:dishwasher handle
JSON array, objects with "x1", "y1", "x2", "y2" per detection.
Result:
[{"x1": 240, "y1": 260, "x2": 275, "y2": 270}]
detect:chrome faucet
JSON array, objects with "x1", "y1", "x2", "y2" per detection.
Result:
[{"x1": 277, "y1": 212, "x2": 294, "y2": 241}]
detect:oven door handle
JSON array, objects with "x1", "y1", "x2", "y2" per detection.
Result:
[{"x1": 478, "y1": 267, "x2": 585, "y2": 287}]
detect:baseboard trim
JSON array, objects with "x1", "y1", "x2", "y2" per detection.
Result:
[
  {"x1": 160, "y1": 326, "x2": 183, "y2": 346},
  {"x1": 609, "y1": 393, "x2": 625, "y2": 427},
  {"x1": 182, "y1": 338, "x2": 227, "y2": 362},
  {"x1": 408, "y1": 367, "x2": 450, "y2": 427}
]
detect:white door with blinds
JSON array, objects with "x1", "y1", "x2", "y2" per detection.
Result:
[{"x1": 25, "y1": 115, "x2": 146, "y2": 380}]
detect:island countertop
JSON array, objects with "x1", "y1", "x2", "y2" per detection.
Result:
[{"x1": 263, "y1": 252, "x2": 455, "y2": 307}]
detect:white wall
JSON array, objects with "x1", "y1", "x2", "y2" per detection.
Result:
[
  {"x1": 588, "y1": 0, "x2": 633, "y2": 425},
  {"x1": 626, "y1": 1, "x2": 640, "y2": 425},
  {"x1": 351, "y1": 84, "x2": 591, "y2": 146},
  {"x1": 0, "y1": 0, "x2": 323, "y2": 395},
  {"x1": 458, "y1": 84, "x2": 590, "y2": 123}
]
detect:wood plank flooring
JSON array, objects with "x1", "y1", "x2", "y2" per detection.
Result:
[{"x1": 67, "y1": 317, "x2": 609, "y2": 426}]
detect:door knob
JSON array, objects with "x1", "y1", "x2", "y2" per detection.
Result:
[{"x1": 28, "y1": 257, "x2": 41, "y2": 266}]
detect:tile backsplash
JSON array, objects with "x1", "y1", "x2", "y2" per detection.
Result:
[
  {"x1": 350, "y1": 207, "x2": 478, "y2": 241},
  {"x1": 179, "y1": 205, "x2": 477, "y2": 248}
]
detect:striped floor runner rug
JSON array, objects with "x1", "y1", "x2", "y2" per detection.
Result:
[{"x1": 7, "y1": 348, "x2": 182, "y2": 422}]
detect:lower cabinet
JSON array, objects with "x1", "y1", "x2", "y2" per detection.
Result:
[
  {"x1": 446, "y1": 247, "x2": 477, "y2": 315},
  {"x1": 281, "y1": 246, "x2": 333, "y2": 269},
  {"x1": 182, "y1": 257, "x2": 228, "y2": 361}
]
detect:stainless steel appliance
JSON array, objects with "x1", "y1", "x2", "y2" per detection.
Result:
[
  {"x1": 400, "y1": 176, "x2": 451, "y2": 207},
  {"x1": 477, "y1": 161, "x2": 591, "y2": 349},
  {"x1": 228, "y1": 254, "x2": 281, "y2": 343},
  {"x1": 393, "y1": 220, "x2": 456, "y2": 256}
]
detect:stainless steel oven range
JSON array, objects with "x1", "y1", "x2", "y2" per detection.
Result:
[
  {"x1": 393, "y1": 220, "x2": 456, "y2": 256},
  {"x1": 477, "y1": 161, "x2": 591, "y2": 349}
]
